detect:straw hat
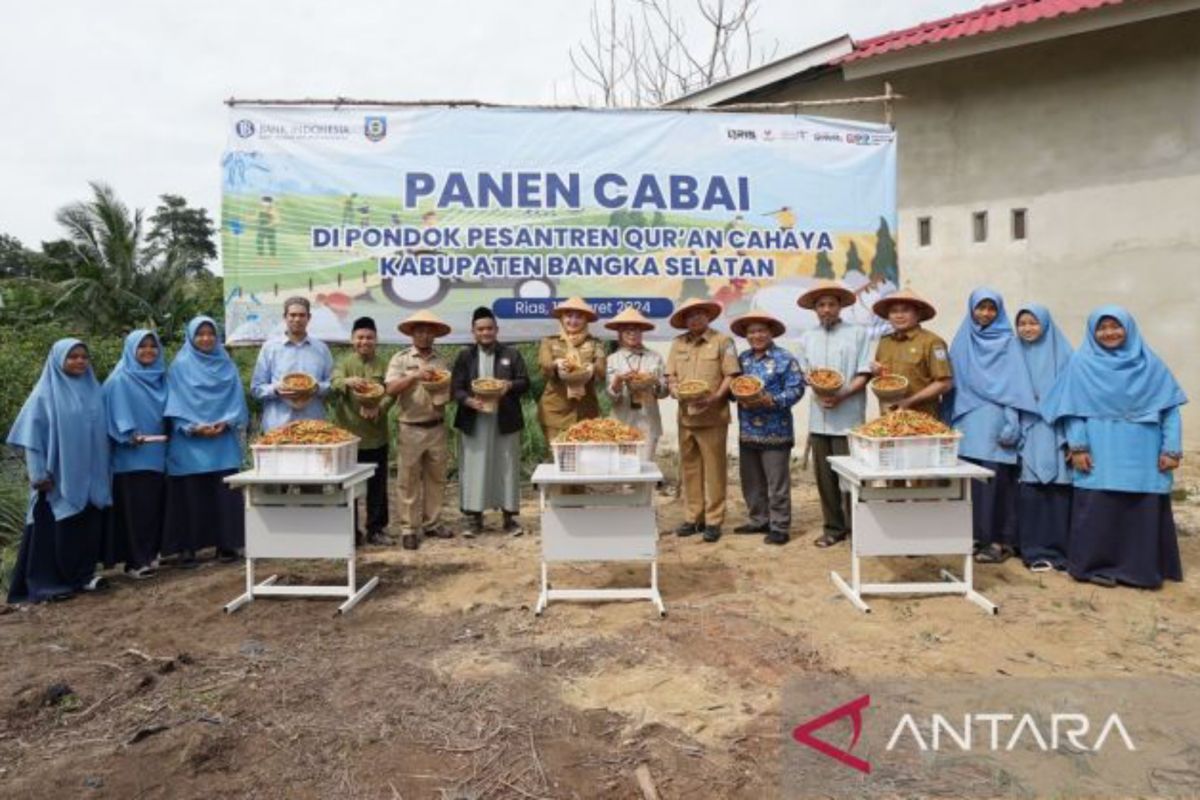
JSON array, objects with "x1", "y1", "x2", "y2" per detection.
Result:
[
  {"x1": 730, "y1": 311, "x2": 785, "y2": 338},
  {"x1": 603, "y1": 306, "x2": 656, "y2": 332},
  {"x1": 397, "y1": 310, "x2": 451, "y2": 337},
  {"x1": 669, "y1": 297, "x2": 723, "y2": 329},
  {"x1": 797, "y1": 279, "x2": 855, "y2": 310},
  {"x1": 872, "y1": 289, "x2": 937, "y2": 322},
  {"x1": 550, "y1": 296, "x2": 598, "y2": 323}
]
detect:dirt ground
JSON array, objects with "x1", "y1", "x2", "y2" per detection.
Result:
[{"x1": 2, "y1": 459, "x2": 1198, "y2": 800}]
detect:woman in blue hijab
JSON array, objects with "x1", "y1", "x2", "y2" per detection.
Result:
[
  {"x1": 1014, "y1": 305, "x2": 1073, "y2": 572},
  {"x1": 162, "y1": 317, "x2": 249, "y2": 567},
  {"x1": 102, "y1": 330, "x2": 168, "y2": 579},
  {"x1": 6, "y1": 339, "x2": 111, "y2": 602},
  {"x1": 1041, "y1": 306, "x2": 1185, "y2": 589},
  {"x1": 948, "y1": 288, "x2": 1039, "y2": 564}
]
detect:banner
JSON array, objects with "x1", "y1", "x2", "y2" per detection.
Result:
[{"x1": 221, "y1": 106, "x2": 897, "y2": 344}]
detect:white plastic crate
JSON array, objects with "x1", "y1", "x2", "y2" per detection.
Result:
[
  {"x1": 848, "y1": 432, "x2": 961, "y2": 471},
  {"x1": 251, "y1": 439, "x2": 360, "y2": 477},
  {"x1": 551, "y1": 441, "x2": 647, "y2": 476}
]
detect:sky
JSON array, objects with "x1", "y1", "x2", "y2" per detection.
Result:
[{"x1": 0, "y1": 0, "x2": 984, "y2": 255}]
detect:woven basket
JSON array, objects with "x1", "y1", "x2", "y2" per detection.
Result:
[
  {"x1": 870, "y1": 375, "x2": 910, "y2": 403},
  {"x1": 280, "y1": 372, "x2": 317, "y2": 409},
  {"x1": 731, "y1": 375, "x2": 764, "y2": 403},
  {"x1": 351, "y1": 381, "x2": 386, "y2": 409},
  {"x1": 807, "y1": 368, "x2": 845, "y2": 399},
  {"x1": 420, "y1": 370, "x2": 451, "y2": 405},
  {"x1": 471, "y1": 378, "x2": 506, "y2": 414},
  {"x1": 676, "y1": 380, "x2": 709, "y2": 403}
]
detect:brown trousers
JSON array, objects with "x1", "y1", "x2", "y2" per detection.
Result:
[
  {"x1": 396, "y1": 422, "x2": 448, "y2": 534},
  {"x1": 679, "y1": 424, "x2": 729, "y2": 527}
]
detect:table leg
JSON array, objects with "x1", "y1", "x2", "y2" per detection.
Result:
[
  {"x1": 338, "y1": 576, "x2": 380, "y2": 615},
  {"x1": 831, "y1": 570, "x2": 871, "y2": 613},
  {"x1": 225, "y1": 557, "x2": 258, "y2": 614},
  {"x1": 651, "y1": 560, "x2": 666, "y2": 618},
  {"x1": 535, "y1": 561, "x2": 548, "y2": 616}
]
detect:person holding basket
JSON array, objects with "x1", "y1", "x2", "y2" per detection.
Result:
[
  {"x1": 386, "y1": 311, "x2": 453, "y2": 550},
  {"x1": 537, "y1": 297, "x2": 606, "y2": 446},
  {"x1": 666, "y1": 297, "x2": 740, "y2": 543},
  {"x1": 604, "y1": 306, "x2": 669, "y2": 460},
  {"x1": 729, "y1": 312, "x2": 804, "y2": 545},
  {"x1": 332, "y1": 316, "x2": 394, "y2": 547},
  {"x1": 452, "y1": 307, "x2": 530, "y2": 537},
  {"x1": 796, "y1": 280, "x2": 873, "y2": 548}
]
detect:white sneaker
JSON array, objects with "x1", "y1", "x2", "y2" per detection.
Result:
[
  {"x1": 82, "y1": 575, "x2": 107, "y2": 592},
  {"x1": 125, "y1": 566, "x2": 156, "y2": 580}
]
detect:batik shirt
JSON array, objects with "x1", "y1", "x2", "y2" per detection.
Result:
[{"x1": 735, "y1": 345, "x2": 804, "y2": 449}]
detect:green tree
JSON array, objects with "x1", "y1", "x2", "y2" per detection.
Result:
[
  {"x1": 608, "y1": 209, "x2": 629, "y2": 228},
  {"x1": 843, "y1": 241, "x2": 864, "y2": 277},
  {"x1": 28, "y1": 183, "x2": 194, "y2": 339},
  {"x1": 147, "y1": 194, "x2": 217, "y2": 275},
  {"x1": 651, "y1": 210, "x2": 666, "y2": 228},
  {"x1": 869, "y1": 217, "x2": 898, "y2": 284},
  {"x1": 813, "y1": 249, "x2": 835, "y2": 279},
  {"x1": 0, "y1": 234, "x2": 31, "y2": 278}
]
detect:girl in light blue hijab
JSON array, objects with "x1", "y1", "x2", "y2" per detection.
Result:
[
  {"x1": 102, "y1": 330, "x2": 168, "y2": 579},
  {"x1": 948, "y1": 288, "x2": 1039, "y2": 564},
  {"x1": 162, "y1": 317, "x2": 248, "y2": 567},
  {"x1": 6, "y1": 339, "x2": 111, "y2": 602},
  {"x1": 1014, "y1": 305, "x2": 1073, "y2": 572},
  {"x1": 1041, "y1": 305, "x2": 1186, "y2": 589}
]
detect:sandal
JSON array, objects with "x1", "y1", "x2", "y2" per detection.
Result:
[
  {"x1": 1028, "y1": 560, "x2": 1054, "y2": 573},
  {"x1": 1088, "y1": 574, "x2": 1117, "y2": 588},
  {"x1": 974, "y1": 544, "x2": 1012, "y2": 564},
  {"x1": 814, "y1": 532, "x2": 846, "y2": 548}
]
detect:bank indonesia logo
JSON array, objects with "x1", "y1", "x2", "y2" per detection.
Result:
[
  {"x1": 364, "y1": 116, "x2": 387, "y2": 142},
  {"x1": 235, "y1": 119, "x2": 256, "y2": 139}
]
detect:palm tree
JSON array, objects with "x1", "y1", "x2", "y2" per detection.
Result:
[{"x1": 43, "y1": 183, "x2": 195, "y2": 337}]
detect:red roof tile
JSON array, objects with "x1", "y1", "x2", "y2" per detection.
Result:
[{"x1": 838, "y1": 0, "x2": 1131, "y2": 64}]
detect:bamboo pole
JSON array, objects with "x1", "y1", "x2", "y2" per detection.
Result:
[{"x1": 225, "y1": 93, "x2": 904, "y2": 113}]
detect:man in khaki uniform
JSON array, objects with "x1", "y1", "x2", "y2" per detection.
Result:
[
  {"x1": 666, "y1": 297, "x2": 740, "y2": 542},
  {"x1": 385, "y1": 311, "x2": 453, "y2": 551},
  {"x1": 870, "y1": 289, "x2": 954, "y2": 418}
]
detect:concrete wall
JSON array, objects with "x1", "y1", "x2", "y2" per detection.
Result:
[{"x1": 728, "y1": 10, "x2": 1200, "y2": 449}]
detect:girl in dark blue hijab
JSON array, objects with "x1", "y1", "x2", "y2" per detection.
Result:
[
  {"x1": 948, "y1": 288, "x2": 1038, "y2": 564},
  {"x1": 1041, "y1": 306, "x2": 1185, "y2": 588},
  {"x1": 102, "y1": 330, "x2": 168, "y2": 578},
  {"x1": 6, "y1": 339, "x2": 111, "y2": 602},
  {"x1": 1014, "y1": 305, "x2": 1073, "y2": 572},
  {"x1": 162, "y1": 317, "x2": 248, "y2": 566}
]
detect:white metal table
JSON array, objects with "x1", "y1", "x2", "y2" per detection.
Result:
[
  {"x1": 530, "y1": 464, "x2": 665, "y2": 617},
  {"x1": 827, "y1": 456, "x2": 998, "y2": 615},
  {"x1": 223, "y1": 465, "x2": 379, "y2": 615}
]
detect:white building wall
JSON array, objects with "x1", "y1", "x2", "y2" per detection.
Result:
[{"x1": 733, "y1": 10, "x2": 1200, "y2": 448}]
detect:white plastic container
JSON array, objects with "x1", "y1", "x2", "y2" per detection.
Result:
[
  {"x1": 551, "y1": 441, "x2": 647, "y2": 476},
  {"x1": 251, "y1": 439, "x2": 360, "y2": 477},
  {"x1": 848, "y1": 432, "x2": 961, "y2": 471}
]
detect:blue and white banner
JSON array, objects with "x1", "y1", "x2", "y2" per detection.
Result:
[{"x1": 222, "y1": 106, "x2": 897, "y2": 344}]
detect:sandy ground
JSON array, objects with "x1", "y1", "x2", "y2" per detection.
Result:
[{"x1": 1, "y1": 459, "x2": 1198, "y2": 799}]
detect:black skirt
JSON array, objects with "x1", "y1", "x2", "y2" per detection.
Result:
[
  {"x1": 162, "y1": 470, "x2": 243, "y2": 556},
  {"x1": 1017, "y1": 482, "x2": 1071, "y2": 569},
  {"x1": 964, "y1": 457, "x2": 1019, "y2": 549},
  {"x1": 7, "y1": 496, "x2": 104, "y2": 604},
  {"x1": 1068, "y1": 488, "x2": 1183, "y2": 589},
  {"x1": 103, "y1": 471, "x2": 165, "y2": 570}
]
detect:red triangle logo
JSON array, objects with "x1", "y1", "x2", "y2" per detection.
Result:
[{"x1": 792, "y1": 694, "x2": 871, "y2": 774}]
